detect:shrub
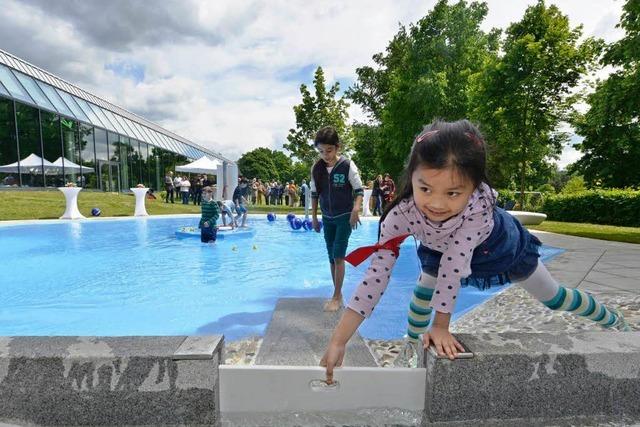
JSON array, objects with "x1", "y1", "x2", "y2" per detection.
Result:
[{"x1": 542, "y1": 189, "x2": 640, "y2": 227}]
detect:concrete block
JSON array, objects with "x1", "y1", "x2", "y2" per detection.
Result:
[
  {"x1": 0, "y1": 336, "x2": 223, "y2": 426},
  {"x1": 424, "y1": 332, "x2": 640, "y2": 423}
]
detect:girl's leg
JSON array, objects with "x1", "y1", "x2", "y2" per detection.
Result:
[
  {"x1": 517, "y1": 260, "x2": 626, "y2": 329},
  {"x1": 407, "y1": 272, "x2": 436, "y2": 343}
]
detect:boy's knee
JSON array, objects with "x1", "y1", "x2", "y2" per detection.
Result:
[{"x1": 334, "y1": 258, "x2": 345, "y2": 265}]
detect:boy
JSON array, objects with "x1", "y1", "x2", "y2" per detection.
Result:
[
  {"x1": 311, "y1": 126, "x2": 364, "y2": 312},
  {"x1": 199, "y1": 186, "x2": 220, "y2": 243}
]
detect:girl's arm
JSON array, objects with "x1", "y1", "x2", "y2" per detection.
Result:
[{"x1": 320, "y1": 308, "x2": 364, "y2": 384}]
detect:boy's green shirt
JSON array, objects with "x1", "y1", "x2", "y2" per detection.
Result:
[{"x1": 199, "y1": 199, "x2": 220, "y2": 228}]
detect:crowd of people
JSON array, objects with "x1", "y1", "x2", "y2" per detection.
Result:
[
  {"x1": 246, "y1": 178, "x2": 310, "y2": 207},
  {"x1": 163, "y1": 171, "x2": 217, "y2": 205}
]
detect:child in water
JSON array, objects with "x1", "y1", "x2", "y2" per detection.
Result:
[
  {"x1": 311, "y1": 126, "x2": 364, "y2": 312},
  {"x1": 199, "y1": 186, "x2": 219, "y2": 243},
  {"x1": 321, "y1": 119, "x2": 629, "y2": 383}
]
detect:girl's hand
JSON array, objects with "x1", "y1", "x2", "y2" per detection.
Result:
[
  {"x1": 320, "y1": 340, "x2": 345, "y2": 385},
  {"x1": 203, "y1": 221, "x2": 209, "y2": 227},
  {"x1": 349, "y1": 210, "x2": 361, "y2": 230},
  {"x1": 312, "y1": 217, "x2": 321, "y2": 233},
  {"x1": 422, "y1": 326, "x2": 465, "y2": 360}
]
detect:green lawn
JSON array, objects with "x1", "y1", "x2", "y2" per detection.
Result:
[
  {"x1": 528, "y1": 221, "x2": 640, "y2": 244},
  {"x1": 1, "y1": 191, "x2": 638, "y2": 244},
  {"x1": 0, "y1": 190, "x2": 305, "y2": 221}
]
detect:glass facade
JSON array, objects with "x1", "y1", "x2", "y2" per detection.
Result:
[{"x1": 0, "y1": 49, "x2": 229, "y2": 192}]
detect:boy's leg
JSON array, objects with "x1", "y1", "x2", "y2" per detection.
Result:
[
  {"x1": 407, "y1": 272, "x2": 436, "y2": 343},
  {"x1": 517, "y1": 260, "x2": 627, "y2": 329},
  {"x1": 324, "y1": 216, "x2": 352, "y2": 312}
]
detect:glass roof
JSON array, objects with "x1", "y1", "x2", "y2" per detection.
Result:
[
  {"x1": 73, "y1": 97, "x2": 105, "y2": 128},
  {"x1": 0, "y1": 79, "x2": 9, "y2": 97},
  {"x1": 56, "y1": 89, "x2": 90, "y2": 122},
  {"x1": 13, "y1": 70, "x2": 56, "y2": 111},
  {"x1": 0, "y1": 64, "x2": 34, "y2": 104},
  {"x1": 35, "y1": 80, "x2": 75, "y2": 118}
]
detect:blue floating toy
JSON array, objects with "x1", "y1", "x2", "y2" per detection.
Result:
[
  {"x1": 302, "y1": 219, "x2": 313, "y2": 231},
  {"x1": 91, "y1": 207, "x2": 101, "y2": 217},
  {"x1": 286, "y1": 213, "x2": 296, "y2": 222},
  {"x1": 290, "y1": 218, "x2": 303, "y2": 230},
  {"x1": 267, "y1": 212, "x2": 276, "y2": 222}
]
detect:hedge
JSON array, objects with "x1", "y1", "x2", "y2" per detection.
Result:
[{"x1": 541, "y1": 189, "x2": 640, "y2": 227}]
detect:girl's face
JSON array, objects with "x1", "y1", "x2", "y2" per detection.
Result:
[
  {"x1": 203, "y1": 191, "x2": 213, "y2": 202},
  {"x1": 411, "y1": 166, "x2": 475, "y2": 222},
  {"x1": 316, "y1": 143, "x2": 339, "y2": 165}
]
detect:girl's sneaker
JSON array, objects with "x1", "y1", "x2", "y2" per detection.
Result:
[{"x1": 609, "y1": 308, "x2": 632, "y2": 332}]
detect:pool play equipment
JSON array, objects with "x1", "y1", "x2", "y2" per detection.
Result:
[
  {"x1": 175, "y1": 226, "x2": 256, "y2": 240},
  {"x1": 507, "y1": 210, "x2": 547, "y2": 225},
  {"x1": 286, "y1": 213, "x2": 296, "y2": 221},
  {"x1": 91, "y1": 207, "x2": 101, "y2": 217},
  {"x1": 267, "y1": 213, "x2": 276, "y2": 222},
  {"x1": 288, "y1": 215, "x2": 321, "y2": 232}
]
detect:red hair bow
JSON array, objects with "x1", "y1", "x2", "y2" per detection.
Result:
[{"x1": 345, "y1": 234, "x2": 412, "y2": 266}]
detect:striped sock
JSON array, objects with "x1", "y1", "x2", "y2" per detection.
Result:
[
  {"x1": 542, "y1": 287, "x2": 619, "y2": 327},
  {"x1": 407, "y1": 285, "x2": 434, "y2": 343}
]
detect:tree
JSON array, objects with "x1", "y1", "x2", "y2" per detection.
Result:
[
  {"x1": 237, "y1": 148, "x2": 279, "y2": 181},
  {"x1": 284, "y1": 67, "x2": 350, "y2": 166},
  {"x1": 470, "y1": 1, "x2": 600, "y2": 205},
  {"x1": 350, "y1": 123, "x2": 383, "y2": 183},
  {"x1": 347, "y1": 0, "x2": 500, "y2": 178},
  {"x1": 571, "y1": 0, "x2": 640, "y2": 188}
]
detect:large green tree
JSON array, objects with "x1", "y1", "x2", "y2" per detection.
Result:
[
  {"x1": 571, "y1": 0, "x2": 640, "y2": 188},
  {"x1": 284, "y1": 67, "x2": 350, "y2": 166},
  {"x1": 237, "y1": 147, "x2": 279, "y2": 181},
  {"x1": 348, "y1": 0, "x2": 500, "y2": 178},
  {"x1": 470, "y1": 0, "x2": 600, "y2": 204}
]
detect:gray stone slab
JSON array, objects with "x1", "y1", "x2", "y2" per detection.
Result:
[
  {"x1": 174, "y1": 335, "x2": 224, "y2": 360},
  {"x1": 0, "y1": 336, "x2": 222, "y2": 425},
  {"x1": 424, "y1": 332, "x2": 640, "y2": 423},
  {"x1": 255, "y1": 298, "x2": 377, "y2": 367}
]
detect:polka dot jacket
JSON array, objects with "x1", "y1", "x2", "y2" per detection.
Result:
[{"x1": 348, "y1": 183, "x2": 497, "y2": 317}]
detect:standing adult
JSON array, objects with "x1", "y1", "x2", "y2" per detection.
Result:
[
  {"x1": 164, "y1": 171, "x2": 174, "y2": 203},
  {"x1": 193, "y1": 175, "x2": 204, "y2": 206},
  {"x1": 180, "y1": 176, "x2": 191, "y2": 204},
  {"x1": 372, "y1": 174, "x2": 383, "y2": 216},
  {"x1": 382, "y1": 173, "x2": 396, "y2": 211}
]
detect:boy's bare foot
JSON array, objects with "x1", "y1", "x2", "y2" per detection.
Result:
[{"x1": 323, "y1": 298, "x2": 342, "y2": 312}]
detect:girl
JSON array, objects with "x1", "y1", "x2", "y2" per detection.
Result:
[
  {"x1": 321, "y1": 119, "x2": 628, "y2": 383},
  {"x1": 311, "y1": 126, "x2": 365, "y2": 312}
]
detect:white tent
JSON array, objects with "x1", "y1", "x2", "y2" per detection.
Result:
[
  {"x1": 175, "y1": 156, "x2": 221, "y2": 174},
  {"x1": 51, "y1": 157, "x2": 94, "y2": 174},
  {"x1": 176, "y1": 156, "x2": 224, "y2": 199},
  {"x1": 0, "y1": 153, "x2": 58, "y2": 174}
]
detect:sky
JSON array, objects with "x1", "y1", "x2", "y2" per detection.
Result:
[{"x1": 0, "y1": 0, "x2": 626, "y2": 167}]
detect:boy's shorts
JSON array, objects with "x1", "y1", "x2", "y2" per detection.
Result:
[
  {"x1": 323, "y1": 214, "x2": 352, "y2": 263},
  {"x1": 236, "y1": 204, "x2": 247, "y2": 214},
  {"x1": 201, "y1": 224, "x2": 217, "y2": 243}
]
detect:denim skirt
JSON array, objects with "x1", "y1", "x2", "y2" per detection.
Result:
[{"x1": 418, "y1": 207, "x2": 541, "y2": 290}]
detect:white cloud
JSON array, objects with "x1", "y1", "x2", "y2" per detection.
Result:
[{"x1": 0, "y1": 0, "x2": 626, "y2": 162}]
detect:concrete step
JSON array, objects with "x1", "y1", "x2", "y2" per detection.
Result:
[{"x1": 254, "y1": 298, "x2": 377, "y2": 367}]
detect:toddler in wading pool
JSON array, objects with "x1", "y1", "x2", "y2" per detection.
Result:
[{"x1": 321, "y1": 119, "x2": 629, "y2": 383}]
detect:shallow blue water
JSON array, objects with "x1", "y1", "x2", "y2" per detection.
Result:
[{"x1": 0, "y1": 216, "x2": 563, "y2": 340}]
